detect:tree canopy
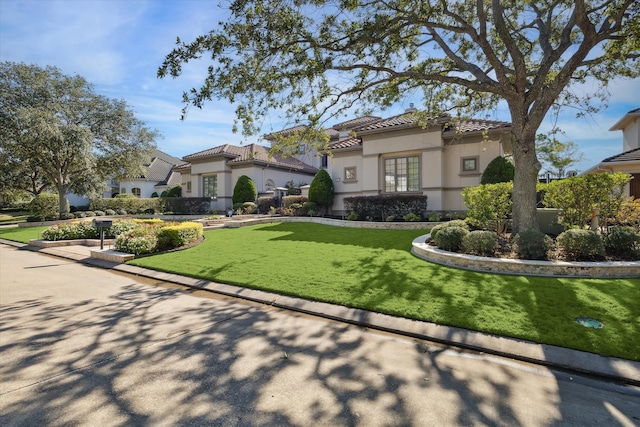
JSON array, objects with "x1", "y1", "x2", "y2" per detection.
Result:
[
  {"x1": 159, "y1": 0, "x2": 639, "y2": 232},
  {"x1": 0, "y1": 62, "x2": 159, "y2": 214}
]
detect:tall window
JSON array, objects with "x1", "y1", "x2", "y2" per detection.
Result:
[
  {"x1": 384, "y1": 156, "x2": 419, "y2": 192},
  {"x1": 131, "y1": 187, "x2": 141, "y2": 198},
  {"x1": 321, "y1": 154, "x2": 328, "y2": 168},
  {"x1": 203, "y1": 175, "x2": 217, "y2": 198}
]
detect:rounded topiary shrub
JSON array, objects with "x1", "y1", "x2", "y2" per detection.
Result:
[
  {"x1": 513, "y1": 230, "x2": 554, "y2": 260},
  {"x1": 232, "y1": 175, "x2": 258, "y2": 204},
  {"x1": 556, "y1": 229, "x2": 605, "y2": 261},
  {"x1": 481, "y1": 156, "x2": 515, "y2": 184},
  {"x1": 430, "y1": 219, "x2": 469, "y2": 240},
  {"x1": 105, "y1": 209, "x2": 116, "y2": 216},
  {"x1": 604, "y1": 226, "x2": 640, "y2": 259},
  {"x1": 28, "y1": 193, "x2": 60, "y2": 221},
  {"x1": 433, "y1": 226, "x2": 469, "y2": 252},
  {"x1": 462, "y1": 230, "x2": 498, "y2": 256}
]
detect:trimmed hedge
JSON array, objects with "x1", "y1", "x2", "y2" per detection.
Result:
[
  {"x1": 283, "y1": 195, "x2": 308, "y2": 208},
  {"x1": 161, "y1": 197, "x2": 211, "y2": 214},
  {"x1": 90, "y1": 197, "x2": 162, "y2": 214},
  {"x1": 344, "y1": 194, "x2": 428, "y2": 221},
  {"x1": 257, "y1": 197, "x2": 277, "y2": 214},
  {"x1": 157, "y1": 222, "x2": 204, "y2": 250},
  {"x1": 556, "y1": 229, "x2": 605, "y2": 261}
]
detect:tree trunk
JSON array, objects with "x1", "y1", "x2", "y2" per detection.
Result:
[
  {"x1": 511, "y1": 134, "x2": 541, "y2": 234},
  {"x1": 57, "y1": 183, "x2": 69, "y2": 215}
]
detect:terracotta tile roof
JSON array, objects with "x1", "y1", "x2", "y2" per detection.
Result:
[
  {"x1": 181, "y1": 143, "x2": 318, "y2": 174},
  {"x1": 264, "y1": 125, "x2": 309, "y2": 139},
  {"x1": 327, "y1": 136, "x2": 362, "y2": 150},
  {"x1": 443, "y1": 119, "x2": 511, "y2": 135},
  {"x1": 355, "y1": 113, "x2": 418, "y2": 131},
  {"x1": 601, "y1": 147, "x2": 640, "y2": 163},
  {"x1": 173, "y1": 162, "x2": 191, "y2": 171},
  {"x1": 331, "y1": 116, "x2": 381, "y2": 130},
  {"x1": 182, "y1": 144, "x2": 245, "y2": 160}
]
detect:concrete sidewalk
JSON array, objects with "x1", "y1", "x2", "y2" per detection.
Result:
[{"x1": 2, "y1": 238, "x2": 638, "y2": 387}]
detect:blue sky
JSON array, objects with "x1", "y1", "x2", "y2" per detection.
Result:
[{"x1": 1, "y1": 0, "x2": 638, "y2": 173}]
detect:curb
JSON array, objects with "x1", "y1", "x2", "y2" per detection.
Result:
[{"x1": 2, "y1": 237, "x2": 639, "y2": 386}]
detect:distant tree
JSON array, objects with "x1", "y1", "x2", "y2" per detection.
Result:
[
  {"x1": 481, "y1": 156, "x2": 515, "y2": 185},
  {"x1": 159, "y1": 0, "x2": 639, "y2": 234},
  {"x1": 0, "y1": 62, "x2": 158, "y2": 215},
  {"x1": 166, "y1": 185, "x2": 182, "y2": 198},
  {"x1": 232, "y1": 175, "x2": 258, "y2": 204},
  {"x1": 536, "y1": 134, "x2": 585, "y2": 179},
  {"x1": 308, "y1": 169, "x2": 334, "y2": 214}
]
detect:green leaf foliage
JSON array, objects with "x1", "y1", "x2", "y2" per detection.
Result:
[
  {"x1": 481, "y1": 156, "x2": 514, "y2": 184},
  {"x1": 1, "y1": 62, "x2": 159, "y2": 214},
  {"x1": 232, "y1": 175, "x2": 258, "y2": 204},
  {"x1": 158, "y1": 0, "x2": 640, "y2": 234},
  {"x1": 462, "y1": 182, "x2": 513, "y2": 235},
  {"x1": 308, "y1": 169, "x2": 334, "y2": 209}
]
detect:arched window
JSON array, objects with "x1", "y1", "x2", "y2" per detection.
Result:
[
  {"x1": 265, "y1": 179, "x2": 275, "y2": 191},
  {"x1": 132, "y1": 187, "x2": 141, "y2": 198}
]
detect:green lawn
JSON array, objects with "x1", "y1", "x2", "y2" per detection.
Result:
[
  {"x1": 129, "y1": 222, "x2": 640, "y2": 361},
  {"x1": 0, "y1": 211, "x2": 29, "y2": 225},
  {"x1": 0, "y1": 225, "x2": 47, "y2": 243}
]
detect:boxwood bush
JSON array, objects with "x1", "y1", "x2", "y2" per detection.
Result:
[
  {"x1": 344, "y1": 194, "x2": 427, "y2": 221},
  {"x1": 157, "y1": 222, "x2": 204, "y2": 250},
  {"x1": 603, "y1": 226, "x2": 640, "y2": 259},
  {"x1": 556, "y1": 229, "x2": 605, "y2": 261},
  {"x1": 429, "y1": 220, "x2": 469, "y2": 240},
  {"x1": 433, "y1": 226, "x2": 469, "y2": 252},
  {"x1": 512, "y1": 230, "x2": 554, "y2": 260},
  {"x1": 462, "y1": 230, "x2": 498, "y2": 256}
]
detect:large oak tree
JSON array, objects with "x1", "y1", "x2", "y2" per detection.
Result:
[
  {"x1": 0, "y1": 62, "x2": 159, "y2": 214},
  {"x1": 158, "y1": 0, "x2": 639, "y2": 232}
]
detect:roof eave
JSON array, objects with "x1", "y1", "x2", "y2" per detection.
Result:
[{"x1": 609, "y1": 110, "x2": 640, "y2": 131}]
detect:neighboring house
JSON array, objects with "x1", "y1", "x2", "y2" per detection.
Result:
[
  {"x1": 270, "y1": 109, "x2": 513, "y2": 215},
  {"x1": 175, "y1": 143, "x2": 318, "y2": 212},
  {"x1": 115, "y1": 149, "x2": 183, "y2": 198},
  {"x1": 583, "y1": 108, "x2": 640, "y2": 198}
]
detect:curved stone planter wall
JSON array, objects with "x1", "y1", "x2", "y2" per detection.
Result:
[{"x1": 412, "y1": 235, "x2": 640, "y2": 279}]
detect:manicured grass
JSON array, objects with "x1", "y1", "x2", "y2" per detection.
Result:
[
  {"x1": 129, "y1": 222, "x2": 640, "y2": 361},
  {"x1": 0, "y1": 211, "x2": 29, "y2": 225},
  {"x1": 0, "y1": 225, "x2": 48, "y2": 243}
]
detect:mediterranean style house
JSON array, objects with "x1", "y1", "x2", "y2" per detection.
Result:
[
  {"x1": 112, "y1": 149, "x2": 183, "y2": 198},
  {"x1": 178, "y1": 108, "x2": 514, "y2": 215},
  {"x1": 174, "y1": 143, "x2": 319, "y2": 212},
  {"x1": 583, "y1": 108, "x2": 640, "y2": 198}
]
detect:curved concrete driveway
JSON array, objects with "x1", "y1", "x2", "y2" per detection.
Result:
[{"x1": 1, "y1": 244, "x2": 639, "y2": 426}]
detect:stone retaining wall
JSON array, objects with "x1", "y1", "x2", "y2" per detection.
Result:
[{"x1": 411, "y1": 235, "x2": 640, "y2": 279}]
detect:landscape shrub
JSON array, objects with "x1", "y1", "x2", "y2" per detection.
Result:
[
  {"x1": 603, "y1": 226, "x2": 640, "y2": 259},
  {"x1": 157, "y1": 222, "x2": 203, "y2": 250},
  {"x1": 543, "y1": 172, "x2": 631, "y2": 230},
  {"x1": 556, "y1": 229, "x2": 605, "y2": 261},
  {"x1": 433, "y1": 226, "x2": 469, "y2": 252},
  {"x1": 105, "y1": 209, "x2": 116, "y2": 216},
  {"x1": 28, "y1": 193, "x2": 60, "y2": 221},
  {"x1": 116, "y1": 208, "x2": 128, "y2": 215},
  {"x1": 84, "y1": 211, "x2": 95, "y2": 217},
  {"x1": 90, "y1": 196, "x2": 162, "y2": 215},
  {"x1": 462, "y1": 182, "x2": 512, "y2": 234},
  {"x1": 301, "y1": 201, "x2": 319, "y2": 216},
  {"x1": 430, "y1": 220, "x2": 469, "y2": 240},
  {"x1": 115, "y1": 228, "x2": 158, "y2": 255},
  {"x1": 257, "y1": 197, "x2": 277, "y2": 214},
  {"x1": 166, "y1": 185, "x2": 182, "y2": 198},
  {"x1": 282, "y1": 195, "x2": 308, "y2": 208},
  {"x1": 232, "y1": 175, "x2": 258, "y2": 204},
  {"x1": 106, "y1": 219, "x2": 138, "y2": 238},
  {"x1": 386, "y1": 215, "x2": 396, "y2": 222},
  {"x1": 42, "y1": 221, "x2": 99, "y2": 240},
  {"x1": 403, "y1": 213, "x2": 421, "y2": 222},
  {"x1": 480, "y1": 156, "x2": 514, "y2": 184},
  {"x1": 614, "y1": 198, "x2": 640, "y2": 231},
  {"x1": 346, "y1": 211, "x2": 358, "y2": 221},
  {"x1": 94, "y1": 210, "x2": 105, "y2": 217},
  {"x1": 308, "y1": 169, "x2": 334, "y2": 214},
  {"x1": 462, "y1": 230, "x2": 498, "y2": 256},
  {"x1": 59, "y1": 213, "x2": 75, "y2": 220},
  {"x1": 344, "y1": 194, "x2": 427, "y2": 221},
  {"x1": 161, "y1": 197, "x2": 211, "y2": 214},
  {"x1": 75, "y1": 212, "x2": 86, "y2": 218},
  {"x1": 242, "y1": 202, "x2": 257, "y2": 214},
  {"x1": 512, "y1": 230, "x2": 553, "y2": 260}
]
